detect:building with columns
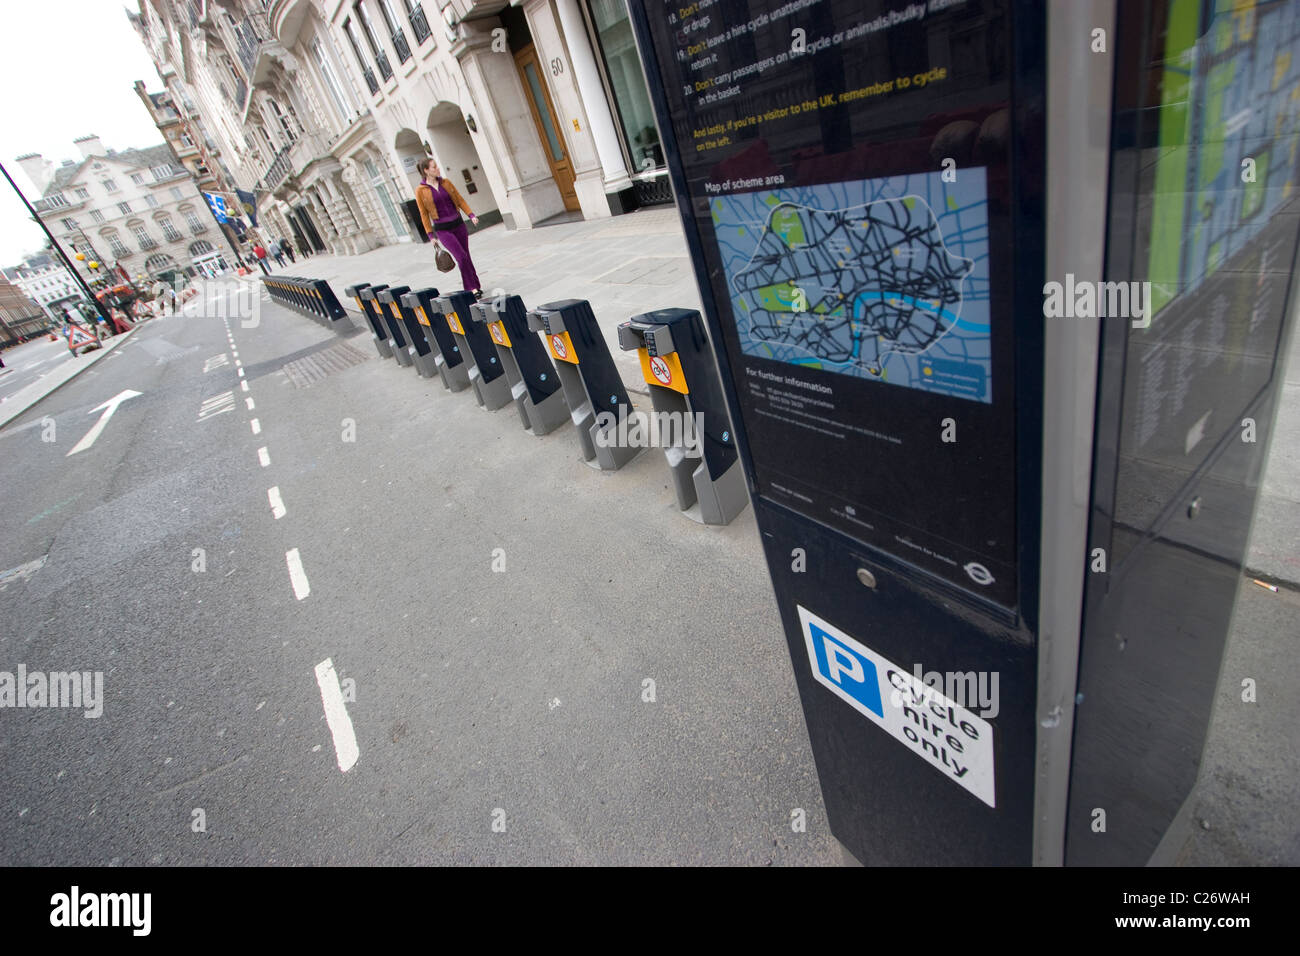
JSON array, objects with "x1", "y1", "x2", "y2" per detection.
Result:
[
  {"x1": 129, "y1": 0, "x2": 671, "y2": 259},
  {"x1": 2, "y1": 253, "x2": 85, "y2": 322}
]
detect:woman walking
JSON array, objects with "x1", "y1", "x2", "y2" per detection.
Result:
[{"x1": 415, "y1": 158, "x2": 483, "y2": 297}]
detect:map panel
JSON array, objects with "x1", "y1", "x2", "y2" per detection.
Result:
[{"x1": 712, "y1": 171, "x2": 992, "y2": 403}]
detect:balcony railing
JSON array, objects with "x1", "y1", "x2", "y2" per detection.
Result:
[
  {"x1": 375, "y1": 49, "x2": 393, "y2": 81},
  {"x1": 190, "y1": 224, "x2": 209, "y2": 236},
  {"x1": 233, "y1": 14, "x2": 269, "y2": 77},
  {"x1": 409, "y1": 4, "x2": 431, "y2": 44},
  {"x1": 264, "y1": 146, "x2": 293, "y2": 191},
  {"x1": 391, "y1": 30, "x2": 412, "y2": 63},
  {"x1": 162, "y1": 230, "x2": 183, "y2": 243},
  {"x1": 138, "y1": 238, "x2": 159, "y2": 252},
  {"x1": 233, "y1": 77, "x2": 249, "y2": 110},
  {"x1": 361, "y1": 67, "x2": 379, "y2": 95}
]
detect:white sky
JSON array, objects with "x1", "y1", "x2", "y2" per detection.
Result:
[{"x1": 0, "y1": 1, "x2": 167, "y2": 269}]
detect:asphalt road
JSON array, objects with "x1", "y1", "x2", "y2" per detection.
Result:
[{"x1": 0, "y1": 283, "x2": 839, "y2": 865}]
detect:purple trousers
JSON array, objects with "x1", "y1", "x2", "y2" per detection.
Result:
[{"x1": 434, "y1": 220, "x2": 481, "y2": 292}]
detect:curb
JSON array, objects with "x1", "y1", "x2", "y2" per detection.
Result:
[{"x1": 0, "y1": 327, "x2": 139, "y2": 430}]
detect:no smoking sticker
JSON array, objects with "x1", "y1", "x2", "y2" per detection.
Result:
[
  {"x1": 649, "y1": 356, "x2": 672, "y2": 385},
  {"x1": 551, "y1": 335, "x2": 567, "y2": 359}
]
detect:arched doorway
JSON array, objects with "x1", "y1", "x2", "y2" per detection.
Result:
[
  {"x1": 394, "y1": 128, "x2": 428, "y2": 240},
  {"x1": 425, "y1": 100, "x2": 500, "y2": 225}
]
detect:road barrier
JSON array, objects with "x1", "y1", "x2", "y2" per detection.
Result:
[
  {"x1": 359, "y1": 284, "x2": 412, "y2": 368},
  {"x1": 378, "y1": 286, "x2": 438, "y2": 380},
  {"x1": 618, "y1": 309, "x2": 748, "y2": 525},
  {"x1": 436, "y1": 290, "x2": 511, "y2": 410},
  {"x1": 402, "y1": 288, "x2": 470, "y2": 392},
  {"x1": 344, "y1": 283, "x2": 394, "y2": 359},
  {"x1": 527, "y1": 299, "x2": 641, "y2": 471},
  {"x1": 470, "y1": 294, "x2": 568, "y2": 436}
]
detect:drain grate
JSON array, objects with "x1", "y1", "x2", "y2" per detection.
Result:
[{"x1": 281, "y1": 342, "x2": 371, "y2": 388}]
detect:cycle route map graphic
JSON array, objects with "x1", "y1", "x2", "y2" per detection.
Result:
[{"x1": 712, "y1": 171, "x2": 992, "y2": 403}]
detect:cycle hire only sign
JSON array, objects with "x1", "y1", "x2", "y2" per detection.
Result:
[{"x1": 797, "y1": 605, "x2": 996, "y2": 807}]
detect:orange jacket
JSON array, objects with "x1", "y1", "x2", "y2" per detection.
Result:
[{"x1": 415, "y1": 177, "x2": 474, "y2": 233}]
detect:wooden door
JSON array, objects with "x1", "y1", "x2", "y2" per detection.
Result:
[{"x1": 514, "y1": 44, "x2": 580, "y2": 212}]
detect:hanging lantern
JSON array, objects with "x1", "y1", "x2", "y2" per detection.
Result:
[
  {"x1": 88, "y1": 261, "x2": 100, "y2": 270},
  {"x1": 74, "y1": 252, "x2": 86, "y2": 261}
]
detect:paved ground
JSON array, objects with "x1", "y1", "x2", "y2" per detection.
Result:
[
  {"x1": 0, "y1": 282, "x2": 838, "y2": 865},
  {"x1": 0, "y1": 206, "x2": 1294, "y2": 865}
]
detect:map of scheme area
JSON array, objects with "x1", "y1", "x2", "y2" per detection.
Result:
[{"x1": 714, "y1": 171, "x2": 991, "y2": 403}]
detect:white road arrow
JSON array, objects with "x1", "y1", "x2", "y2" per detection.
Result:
[{"x1": 66, "y1": 389, "x2": 142, "y2": 457}]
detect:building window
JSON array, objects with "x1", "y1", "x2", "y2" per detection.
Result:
[
  {"x1": 586, "y1": 0, "x2": 664, "y2": 174},
  {"x1": 312, "y1": 39, "x2": 354, "y2": 120},
  {"x1": 170, "y1": 186, "x2": 184, "y2": 200},
  {"x1": 90, "y1": 209, "x2": 105, "y2": 223},
  {"x1": 74, "y1": 187, "x2": 89, "y2": 200},
  {"x1": 354, "y1": 4, "x2": 394, "y2": 80},
  {"x1": 377, "y1": 0, "x2": 412, "y2": 63},
  {"x1": 118, "y1": 201, "x2": 132, "y2": 215},
  {"x1": 145, "y1": 195, "x2": 160, "y2": 208},
  {"x1": 102, "y1": 179, "x2": 119, "y2": 192},
  {"x1": 267, "y1": 100, "x2": 298, "y2": 143},
  {"x1": 364, "y1": 157, "x2": 405, "y2": 238},
  {"x1": 106, "y1": 233, "x2": 130, "y2": 257},
  {"x1": 131, "y1": 172, "x2": 146, "y2": 185},
  {"x1": 158, "y1": 216, "x2": 182, "y2": 243},
  {"x1": 133, "y1": 226, "x2": 157, "y2": 250},
  {"x1": 151, "y1": 164, "x2": 177, "y2": 181},
  {"x1": 343, "y1": 19, "x2": 380, "y2": 95},
  {"x1": 60, "y1": 217, "x2": 78, "y2": 231},
  {"x1": 185, "y1": 212, "x2": 207, "y2": 235}
]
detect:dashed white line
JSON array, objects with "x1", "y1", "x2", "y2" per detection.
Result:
[
  {"x1": 268, "y1": 486, "x2": 286, "y2": 519},
  {"x1": 313, "y1": 658, "x2": 358, "y2": 772},
  {"x1": 245, "y1": 397, "x2": 255, "y2": 410},
  {"x1": 250, "y1": 418, "x2": 261, "y2": 435},
  {"x1": 240, "y1": 380, "x2": 249, "y2": 392},
  {"x1": 258, "y1": 446, "x2": 270, "y2": 467},
  {"x1": 286, "y1": 548, "x2": 310, "y2": 600},
  {"x1": 238, "y1": 368, "x2": 245, "y2": 378}
]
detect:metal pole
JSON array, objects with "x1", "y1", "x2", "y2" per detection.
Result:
[{"x1": 0, "y1": 159, "x2": 114, "y2": 326}]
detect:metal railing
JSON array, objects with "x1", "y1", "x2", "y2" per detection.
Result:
[
  {"x1": 391, "y1": 30, "x2": 412, "y2": 63},
  {"x1": 137, "y1": 238, "x2": 159, "y2": 252},
  {"x1": 409, "y1": 3, "x2": 431, "y2": 44},
  {"x1": 264, "y1": 146, "x2": 293, "y2": 191},
  {"x1": 190, "y1": 224, "x2": 209, "y2": 236},
  {"x1": 362, "y1": 67, "x2": 379, "y2": 94},
  {"x1": 234, "y1": 13, "x2": 269, "y2": 77},
  {"x1": 233, "y1": 77, "x2": 249, "y2": 110},
  {"x1": 375, "y1": 49, "x2": 393, "y2": 81}
]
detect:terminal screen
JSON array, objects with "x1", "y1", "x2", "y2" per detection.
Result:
[{"x1": 637, "y1": 0, "x2": 1027, "y2": 607}]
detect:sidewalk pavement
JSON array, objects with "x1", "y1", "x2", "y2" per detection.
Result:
[
  {"x1": 266, "y1": 206, "x2": 701, "y2": 395},
  {"x1": 0, "y1": 329, "x2": 138, "y2": 430}
]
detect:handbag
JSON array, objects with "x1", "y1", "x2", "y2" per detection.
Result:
[{"x1": 432, "y1": 240, "x2": 455, "y2": 273}]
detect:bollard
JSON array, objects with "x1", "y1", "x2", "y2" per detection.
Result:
[
  {"x1": 526, "y1": 298, "x2": 641, "y2": 471},
  {"x1": 435, "y1": 290, "x2": 511, "y2": 410},
  {"x1": 345, "y1": 283, "x2": 394, "y2": 359},
  {"x1": 378, "y1": 286, "x2": 435, "y2": 379},
  {"x1": 470, "y1": 294, "x2": 568, "y2": 435},
  {"x1": 618, "y1": 309, "x2": 749, "y2": 525},
  {"x1": 311, "y1": 280, "x2": 353, "y2": 330},
  {"x1": 360, "y1": 284, "x2": 411, "y2": 367},
  {"x1": 402, "y1": 289, "x2": 470, "y2": 392}
]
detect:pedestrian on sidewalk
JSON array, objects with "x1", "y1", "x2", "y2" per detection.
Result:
[
  {"x1": 415, "y1": 157, "x2": 483, "y2": 298},
  {"x1": 282, "y1": 240, "x2": 296, "y2": 264},
  {"x1": 252, "y1": 242, "x2": 272, "y2": 275},
  {"x1": 269, "y1": 238, "x2": 286, "y2": 268},
  {"x1": 297, "y1": 238, "x2": 312, "y2": 259}
]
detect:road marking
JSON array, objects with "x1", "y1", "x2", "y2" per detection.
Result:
[
  {"x1": 286, "y1": 548, "x2": 310, "y2": 600},
  {"x1": 313, "y1": 658, "x2": 358, "y2": 772},
  {"x1": 198, "y1": 391, "x2": 236, "y2": 421},
  {"x1": 66, "y1": 389, "x2": 143, "y2": 456},
  {"x1": 238, "y1": 368, "x2": 245, "y2": 378},
  {"x1": 231, "y1": 350, "x2": 239, "y2": 359},
  {"x1": 258, "y1": 446, "x2": 270, "y2": 467},
  {"x1": 250, "y1": 418, "x2": 261, "y2": 435},
  {"x1": 268, "y1": 486, "x2": 286, "y2": 519},
  {"x1": 204, "y1": 354, "x2": 230, "y2": 372},
  {"x1": 245, "y1": 397, "x2": 255, "y2": 410},
  {"x1": 240, "y1": 380, "x2": 249, "y2": 392}
]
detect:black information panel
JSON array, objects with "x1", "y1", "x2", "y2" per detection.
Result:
[{"x1": 633, "y1": 0, "x2": 1024, "y2": 607}]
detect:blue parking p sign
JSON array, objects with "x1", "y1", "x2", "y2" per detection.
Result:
[{"x1": 807, "y1": 620, "x2": 883, "y2": 718}]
